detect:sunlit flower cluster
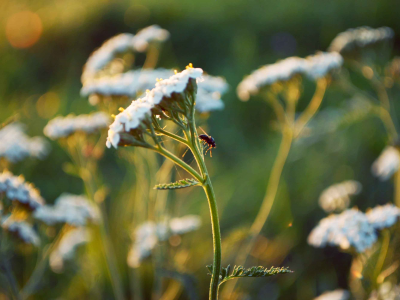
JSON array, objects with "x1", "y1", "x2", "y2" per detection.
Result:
[
  {"x1": 0, "y1": 123, "x2": 49, "y2": 163},
  {"x1": 82, "y1": 33, "x2": 135, "y2": 83},
  {"x1": 44, "y1": 112, "x2": 110, "y2": 140},
  {"x1": 34, "y1": 193, "x2": 99, "y2": 226},
  {"x1": 0, "y1": 170, "x2": 45, "y2": 210},
  {"x1": 169, "y1": 215, "x2": 201, "y2": 235},
  {"x1": 1, "y1": 219, "x2": 40, "y2": 246},
  {"x1": 366, "y1": 204, "x2": 400, "y2": 230},
  {"x1": 319, "y1": 180, "x2": 362, "y2": 213},
  {"x1": 106, "y1": 67, "x2": 203, "y2": 149},
  {"x1": 371, "y1": 146, "x2": 400, "y2": 181},
  {"x1": 127, "y1": 215, "x2": 201, "y2": 268},
  {"x1": 237, "y1": 52, "x2": 343, "y2": 101},
  {"x1": 81, "y1": 69, "x2": 174, "y2": 97},
  {"x1": 314, "y1": 289, "x2": 350, "y2": 300},
  {"x1": 328, "y1": 26, "x2": 394, "y2": 53},
  {"x1": 81, "y1": 25, "x2": 169, "y2": 83},
  {"x1": 308, "y1": 208, "x2": 377, "y2": 253},
  {"x1": 131, "y1": 25, "x2": 170, "y2": 52},
  {"x1": 50, "y1": 227, "x2": 91, "y2": 273}
]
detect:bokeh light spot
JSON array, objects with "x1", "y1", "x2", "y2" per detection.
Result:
[
  {"x1": 6, "y1": 11, "x2": 43, "y2": 48},
  {"x1": 36, "y1": 92, "x2": 60, "y2": 119}
]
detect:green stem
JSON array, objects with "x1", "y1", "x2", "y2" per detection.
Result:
[{"x1": 373, "y1": 229, "x2": 391, "y2": 289}]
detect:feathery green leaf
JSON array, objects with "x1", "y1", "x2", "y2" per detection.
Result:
[{"x1": 154, "y1": 178, "x2": 200, "y2": 190}]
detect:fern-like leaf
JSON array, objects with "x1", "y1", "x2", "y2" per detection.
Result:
[
  {"x1": 154, "y1": 178, "x2": 200, "y2": 190},
  {"x1": 206, "y1": 264, "x2": 293, "y2": 286}
]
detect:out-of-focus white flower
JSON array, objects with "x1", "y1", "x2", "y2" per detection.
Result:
[
  {"x1": 366, "y1": 204, "x2": 400, "y2": 230},
  {"x1": 81, "y1": 69, "x2": 174, "y2": 98},
  {"x1": 237, "y1": 53, "x2": 342, "y2": 101},
  {"x1": 170, "y1": 215, "x2": 201, "y2": 235},
  {"x1": 328, "y1": 26, "x2": 394, "y2": 53},
  {"x1": 34, "y1": 193, "x2": 99, "y2": 226},
  {"x1": 2, "y1": 219, "x2": 40, "y2": 246},
  {"x1": 368, "y1": 282, "x2": 400, "y2": 300},
  {"x1": 372, "y1": 146, "x2": 400, "y2": 181},
  {"x1": 0, "y1": 170, "x2": 44, "y2": 210},
  {"x1": 195, "y1": 75, "x2": 229, "y2": 113},
  {"x1": 0, "y1": 123, "x2": 49, "y2": 163},
  {"x1": 319, "y1": 180, "x2": 362, "y2": 213},
  {"x1": 106, "y1": 67, "x2": 203, "y2": 149},
  {"x1": 308, "y1": 208, "x2": 377, "y2": 253},
  {"x1": 127, "y1": 221, "x2": 168, "y2": 268},
  {"x1": 314, "y1": 289, "x2": 350, "y2": 300},
  {"x1": 44, "y1": 112, "x2": 110, "y2": 140},
  {"x1": 50, "y1": 227, "x2": 91, "y2": 273},
  {"x1": 81, "y1": 33, "x2": 135, "y2": 83},
  {"x1": 127, "y1": 216, "x2": 201, "y2": 268},
  {"x1": 305, "y1": 52, "x2": 343, "y2": 79},
  {"x1": 237, "y1": 57, "x2": 307, "y2": 101},
  {"x1": 131, "y1": 25, "x2": 170, "y2": 52}
]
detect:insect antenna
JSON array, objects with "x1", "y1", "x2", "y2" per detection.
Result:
[{"x1": 199, "y1": 126, "x2": 209, "y2": 136}]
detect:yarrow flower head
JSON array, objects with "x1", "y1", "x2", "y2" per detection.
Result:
[
  {"x1": 0, "y1": 170, "x2": 44, "y2": 211},
  {"x1": 169, "y1": 215, "x2": 201, "y2": 235},
  {"x1": 366, "y1": 203, "x2": 400, "y2": 230},
  {"x1": 1, "y1": 219, "x2": 40, "y2": 246},
  {"x1": 49, "y1": 227, "x2": 91, "y2": 273},
  {"x1": 34, "y1": 193, "x2": 99, "y2": 226},
  {"x1": 314, "y1": 289, "x2": 350, "y2": 300},
  {"x1": 237, "y1": 53, "x2": 343, "y2": 101},
  {"x1": 371, "y1": 146, "x2": 400, "y2": 181},
  {"x1": 127, "y1": 216, "x2": 201, "y2": 268},
  {"x1": 319, "y1": 180, "x2": 362, "y2": 213},
  {"x1": 44, "y1": 112, "x2": 110, "y2": 140},
  {"x1": 81, "y1": 25, "x2": 170, "y2": 83},
  {"x1": 196, "y1": 75, "x2": 229, "y2": 113},
  {"x1": 106, "y1": 65, "x2": 203, "y2": 149},
  {"x1": 308, "y1": 208, "x2": 377, "y2": 253},
  {"x1": 328, "y1": 26, "x2": 394, "y2": 53},
  {"x1": 0, "y1": 122, "x2": 49, "y2": 163},
  {"x1": 131, "y1": 25, "x2": 170, "y2": 52}
]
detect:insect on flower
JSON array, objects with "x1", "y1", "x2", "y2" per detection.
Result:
[{"x1": 198, "y1": 127, "x2": 216, "y2": 157}]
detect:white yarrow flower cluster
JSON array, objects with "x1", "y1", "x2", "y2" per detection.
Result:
[
  {"x1": 127, "y1": 221, "x2": 169, "y2": 268},
  {"x1": 305, "y1": 52, "x2": 344, "y2": 80},
  {"x1": 127, "y1": 216, "x2": 201, "y2": 268},
  {"x1": 314, "y1": 290, "x2": 350, "y2": 300},
  {"x1": 44, "y1": 112, "x2": 110, "y2": 140},
  {"x1": 196, "y1": 75, "x2": 229, "y2": 113},
  {"x1": 0, "y1": 123, "x2": 49, "y2": 163},
  {"x1": 106, "y1": 67, "x2": 203, "y2": 149},
  {"x1": 366, "y1": 204, "x2": 400, "y2": 230},
  {"x1": 131, "y1": 25, "x2": 170, "y2": 52},
  {"x1": 0, "y1": 170, "x2": 45, "y2": 210},
  {"x1": 50, "y1": 227, "x2": 91, "y2": 272},
  {"x1": 319, "y1": 180, "x2": 362, "y2": 213},
  {"x1": 34, "y1": 193, "x2": 99, "y2": 226},
  {"x1": 328, "y1": 26, "x2": 394, "y2": 53},
  {"x1": 2, "y1": 219, "x2": 40, "y2": 246},
  {"x1": 372, "y1": 146, "x2": 400, "y2": 181},
  {"x1": 308, "y1": 208, "x2": 377, "y2": 253},
  {"x1": 237, "y1": 53, "x2": 343, "y2": 101},
  {"x1": 169, "y1": 215, "x2": 202, "y2": 235},
  {"x1": 81, "y1": 69, "x2": 174, "y2": 97},
  {"x1": 82, "y1": 33, "x2": 135, "y2": 83}
]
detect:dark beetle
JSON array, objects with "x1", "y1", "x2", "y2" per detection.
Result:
[{"x1": 198, "y1": 127, "x2": 216, "y2": 157}]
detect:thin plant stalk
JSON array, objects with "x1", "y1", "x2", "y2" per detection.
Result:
[
  {"x1": 1, "y1": 259, "x2": 21, "y2": 300},
  {"x1": 222, "y1": 80, "x2": 326, "y2": 298}
]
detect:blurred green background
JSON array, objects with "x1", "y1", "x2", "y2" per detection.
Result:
[{"x1": 1, "y1": 0, "x2": 400, "y2": 299}]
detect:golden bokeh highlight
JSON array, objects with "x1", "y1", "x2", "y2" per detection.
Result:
[
  {"x1": 6, "y1": 11, "x2": 43, "y2": 48},
  {"x1": 36, "y1": 92, "x2": 60, "y2": 119}
]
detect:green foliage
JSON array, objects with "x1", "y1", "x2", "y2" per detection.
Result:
[
  {"x1": 206, "y1": 264, "x2": 293, "y2": 286},
  {"x1": 154, "y1": 178, "x2": 200, "y2": 190}
]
